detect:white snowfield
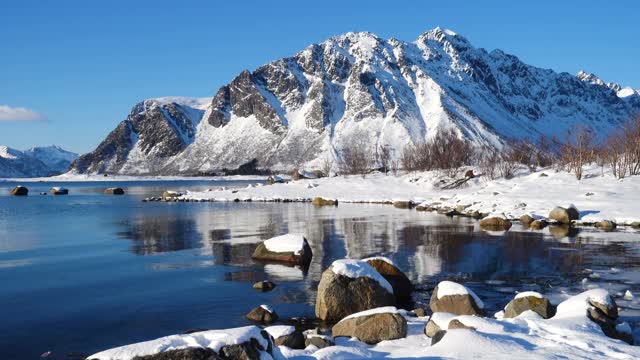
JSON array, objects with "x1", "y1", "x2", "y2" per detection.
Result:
[
  {"x1": 265, "y1": 325, "x2": 296, "y2": 339},
  {"x1": 181, "y1": 165, "x2": 640, "y2": 225},
  {"x1": 331, "y1": 259, "x2": 394, "y2": 294},
  {"x1": 264, "y1": 234, "x2": 308, "y2": 255},
  {"x1": 435, "y1": 281, "x2": 485, "y2": 309},
  {"x1": 89, "y1": 289, "x2": 639, "y2": 360}
]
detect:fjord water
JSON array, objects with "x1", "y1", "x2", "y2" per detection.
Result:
[{"x1": 1, "y1": 181, "x2": 639, "y2": 358}]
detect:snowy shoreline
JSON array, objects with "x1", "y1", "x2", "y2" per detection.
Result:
[
  {"x1": 167, "y1": 166, "x2": 640, "y2": 227},
  {"x1": 0, "y1": 174, "x2": 270, "y2": 183}
]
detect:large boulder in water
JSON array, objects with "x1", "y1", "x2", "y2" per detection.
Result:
[
  {"x1": 332, "y1": 307, "x2": 407, "y2": 344},
  {"x1": 315, "y1": 259, "x2": 395, "y2": 322},
  {"x1": 10, "y1": 186, "x2": 28, "y2": 196},
  {"x1": 429, "y1": 281, "x2": 484, "y2": 316},
  {"x1": 363, "y1": 257, "x2": 413, "y2": 301},
  {"x1": 246, "y1": 305, "x2": 278, "y2": 324},
  {"x1": 549, "y1": 205, "x2": 579, "y2": 224},
  {"x1": 104, "y1": 187, "x2": 125, "y2": 195},
  {"x1": 251, "y1": 234, "x2": 312, "y2": 266},
  {"x1": 479, "y1": 215, "x2": 512, "y2": 231},
  {"x1": 504, "y1": 291, "x2": 553, "y2": 319},
  {"x1": 50, "y1": 187, "x2": 68, "y2": 195},
  {"x1": 312, "y1": 197, "x2": 338, "y2": 206}
]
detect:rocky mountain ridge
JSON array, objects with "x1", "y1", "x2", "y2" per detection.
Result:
[
  {"x1": 70, "y1": 28, "x2": 640, "y2": 175},
  {"x1": 0, "y1": 145, "x2": 78, "y2": 178}
]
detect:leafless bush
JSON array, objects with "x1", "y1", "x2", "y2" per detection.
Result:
[
  {"x1": 400, "y1": 128, "x2": 473, "y2": 176},
  {"x1": 321, "y1": 155, "x2": 334, "y2": 177},
  {"x1": 376, "y1": 145, "x2": 393, "y2": 174},
  {"x1": 477, "y1": 145, "x2": 500, "y2": 180},
  {"x1": 339, "y1": 133, "x2": 372, "y2": 178},
  {"x1": 558, "y1": 126, "x2": 597, "y2": 180},
  {"x1": 600, "y1": 116, "x2": 640, "y2": 178}
]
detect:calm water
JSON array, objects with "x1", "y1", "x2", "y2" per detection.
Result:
[{"x1": 1, "y1": 180, "x2": 639, "y2": 358}]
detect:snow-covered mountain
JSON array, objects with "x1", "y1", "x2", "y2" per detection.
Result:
[
  {"x1": 0, "y1": 145, "x2": 78, "y2": 178},
  {"x1": 71, "y1": 28, "x2": 640, "y2": 175}
]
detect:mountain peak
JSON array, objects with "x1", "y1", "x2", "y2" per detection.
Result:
[{"x1": 418, "y1": 27, "x2": 470, "y2": 48}]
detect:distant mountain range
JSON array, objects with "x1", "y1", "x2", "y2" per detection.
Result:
[
  {"x1": 68, "y1": 27, "x2": 640, "y2": 175},
  {"x1": 0, "y1": 145, "x2": 78, "y2": 178}
]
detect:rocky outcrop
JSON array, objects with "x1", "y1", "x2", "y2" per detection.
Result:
[
  {"x1": 549, "y1": 206, "x2": 580, "y2": 224},
  {"x1": 429, "y1": 281, "x2": 484, "y2": 316},
  {"x1": 504, "y1": 292, "x2": 553, "y2": 319},
  {"x1": 130, "y1": 347, "x2": 219, "y2": 360},
  {"x1": 332, "y1": 308, "x2": 407, "y2": 344},
  {"x1": 265, "y1": 326, "x2": 305, "y2": 349},
  {"x1": 315, "y1": 260, "x2": 395, "y2": 322},
  {"x1": 364, "y1": 257, "x2": 413, "y2": 301}
]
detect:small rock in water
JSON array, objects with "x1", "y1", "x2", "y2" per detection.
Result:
[
  {"x1": 610, "y1": 267, "x2": 621, "y2": 274},
  {"x1": 253, "y1": 280, "x2": 276, "y2": 292},
  {"x1": 624, "y1": 290, "x2": 634, "y2": 300},
  {"x1": 246, "y1": 304, "x2": 278, "y2": 324}
]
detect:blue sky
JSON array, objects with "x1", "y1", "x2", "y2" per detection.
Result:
[{"x1": 1, "y1": 0, "x2": 639, "y2": 153}]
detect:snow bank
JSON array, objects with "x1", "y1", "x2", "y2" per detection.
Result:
[
  {"x1": 264, "y1": 234, "x2": 307, "y2": 255},
  {"x1": 429, "y1": 312, "x2": 456, "y2": 329},
  {"x1": 88, "y1": 326, "x2": 269, "y2": 360},
  {"x1": 342, "y1": 306, "x2": 399, "y2": 321},
  {"x1": 436, "y1": 281, "x2": 485, "y2": 309},
  {"x1": 331, "y1": 259, "x2": 394, "y2": 294},
  {"x1": 265, "y1": 325, "x2": 296, "y2": 339},
  {"x1": 178, "y1": 166, "x2": 640, "y2": 225},
  {"x1": 555, "y1": 288, "x2": 614, "y2": 319}
]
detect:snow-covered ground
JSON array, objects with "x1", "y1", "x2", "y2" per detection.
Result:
[
  {"x1": 89, "y1": 288, "x2": 640, "y2": 360},
  {"x1": 179, "y1": 165, "x2": 640, "y2": 226},
  {"x1": 0, "y1": 173, "x2": 269, "y2": 182}
]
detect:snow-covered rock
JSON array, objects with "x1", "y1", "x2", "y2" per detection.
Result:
[
  {"x1": 251, "y1": 234, "x2": 313, "y2": 265},
  {"x1": 70, "y1": 27, "x2": 640, "y2": 175},
  {"x1": 430, "y1": 281, "x2": 484, "y2": 316},
  {"x1": 315, "y1": 259, "x2": 395, "y2": 322},
  {"x1": 332, "y1": 306, "x2": 407, "y2": 344},
  {"x1": 87, "y1": 325, "x2": 275, "y2": 360}
]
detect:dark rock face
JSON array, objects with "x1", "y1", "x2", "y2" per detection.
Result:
[
  {"x1": 430, "y1": 330, "x2": 447, "y2": 345},
  {"x1": 364, "y1": 259, "x2": 413, "y2": 301},
  {"x1": 332, "y1": 311, "x2": 407, "y2": 344},
  {"x1": 272, "y1": 329, "x2": 305, "y2": 349},
  {"x1": 315, "y1": 266, "x2": 395, "y2": 322},
  {"x1": 131, "y1": 347, "x2": 221, "y2": 360},
  {"x1": 71, "y1": 99, "x2": 203, "y2": 174},
  {"x1": 104, "y1": 187, "x2": 125, "y2": 195}
]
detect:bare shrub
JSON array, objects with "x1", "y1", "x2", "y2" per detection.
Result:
[
  {"x1": 339, "y1": 133, "x2": 372, "y2": 178},
  {"x1": 321, "y1": 155, "x2": 334, "y2": 177},
  {"x1": 559, "y1": 126, "x2": 596, "y2": 180},
  {"x1": 400, "y1": 128, "x2": 473, "y2": 176},
  {"x1": 477, "y1": 145, "x2": 500, "y2": 180},
  {"x1": 376, "y1": 145, "x2": 393, "y2": 175}
]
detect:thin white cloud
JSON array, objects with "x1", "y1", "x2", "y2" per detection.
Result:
[{"x1": 0, "y1": 105, "x2": 47, "y2": 122}]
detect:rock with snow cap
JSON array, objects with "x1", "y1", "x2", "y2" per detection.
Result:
[
  {"x1": 424, "y1": 312, "x2": 456, "y2": 337},
  {"x1": 50, "y1": 187, "x2": 69, "y2": 195},
  {"x1": 246, "y1": 304, "x2": 278, "y2": 324},
  {"x1": 315, "y1": 259, "x2": 395, "y2": 322},
  {"x1": 363, "y1": 257, "x2": 413, "y2": 301},
  {"x1": 429, "y1": 281, "x2": 484, "y2": 316},
  {"x1": 265, "y1": 325, "x2": 305, "y2": 349},
  {"x1": 504, "y1": 291, "x2": 553, "y2": 319},
  {"x1": 331, "y1": 307, "x2": 407, "y2": 344},
  {"x1": 251, "y1": 234, "x2": 312, "y2": 266},
  {"x1": 549, "y1": 205, "x2": 580, "y2": 224},
  {"x1": 252, "y1": 280, "x2": 276, "y2": 292}
]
